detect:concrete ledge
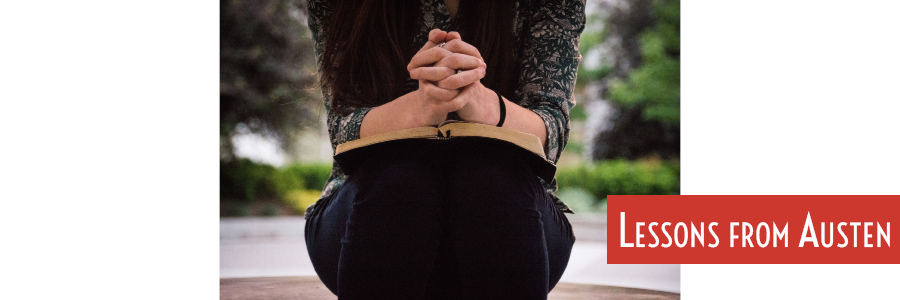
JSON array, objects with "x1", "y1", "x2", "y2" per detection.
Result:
[{"x1": 220, "y1": 276, "x2": 680, "y2": 299}]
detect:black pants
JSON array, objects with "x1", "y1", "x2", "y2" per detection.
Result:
[{"x1": 305, "y1": 140, "x2": 575, "y2": 300}]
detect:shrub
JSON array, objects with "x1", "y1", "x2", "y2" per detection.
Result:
[
  {"x1": 261, "y1": 204, "x2": 281, "y2": 216},
  {"x1": 221, "y1": 159, "x2": 332, "y2": 215},
  {"x1": 271, "y1": 167, "x2": 306, "y2": 198},
  {"x1": 279, "y1": 163, "x2": 332, "y2": 191},
  {"x1": 221, "y1": 202, "x2": 250, "y2": 217},
  {"x1": 556, "y1": 159, "x2": 679, "y2": 202},
  {"x1": 282, "y1": 189, "x2": 324, "y2": 214},
  {"x1": 220, "y1": 158, "x2": 279, "y2": 202}
]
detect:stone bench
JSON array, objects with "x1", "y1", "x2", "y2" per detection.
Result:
[{"x1": 220, "y1": 276, "x2": 680, "y2": 299}]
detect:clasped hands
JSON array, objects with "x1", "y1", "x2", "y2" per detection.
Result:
[{"x1": 406, "y1": 29, "x2": 502, "y2": 127}]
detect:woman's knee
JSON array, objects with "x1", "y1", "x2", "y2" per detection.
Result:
[
  {"x1": 304, "y1": 186, "x2": 354, "y2": 295},
  {"x1": 452, "y1": 149, "x2": 541, "y2": 198},
  {"x1": 354, "y1": 156, "x2": 443, "y2": 198}
]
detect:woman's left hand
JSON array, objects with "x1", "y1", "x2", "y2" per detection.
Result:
[{"x1": 434, "y1": 32, "x2": 503, "y2": 126}]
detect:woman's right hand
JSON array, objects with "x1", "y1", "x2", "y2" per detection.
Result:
[{"x1": 406, "y1": 29, "x2": 486, "y2": 126}]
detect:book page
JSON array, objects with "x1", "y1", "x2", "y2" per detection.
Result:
[
  {"x1": 335, "y1": 127, "x2": 439, "y2": 154},
  {"x1": 437, "y1": 122, "x2": 546, "y2": 159}
]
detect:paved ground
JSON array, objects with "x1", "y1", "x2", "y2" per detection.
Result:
[
  {"x1": 220, "y1": 215, "x2": 680, "y2": 294},
  {"x1": 221, "y1": 276, "x2": 680, "y2": 300}
]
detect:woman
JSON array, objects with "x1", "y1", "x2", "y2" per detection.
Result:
[{"x1": 304, "y1": 0, "x2": 585, "y2": 299}]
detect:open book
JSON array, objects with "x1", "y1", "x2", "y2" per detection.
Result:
[{"x1": 334, "y1": 121, "x2": 557, "y2": 182}]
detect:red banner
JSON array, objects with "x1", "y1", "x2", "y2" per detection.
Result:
[{"x1": 607, "y1": 195, "x2": 898, "y2": 264}]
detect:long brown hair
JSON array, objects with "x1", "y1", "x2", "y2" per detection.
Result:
[{"x1": 320, "y1": 0, "x2": 517, "y2": 115}]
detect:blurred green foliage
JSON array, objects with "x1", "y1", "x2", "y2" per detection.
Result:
[
  {"x1": 578, "y1": 0, "x2": 680, "y2": 160},
  {"x1": 220, "y1": 158, "x2": 280, "y2": 202},
  {"x1": 221, "y1": 159, "x2": 331, "y2": 201},
  {"x1": 221, "y1": 158, "x2": 678, "y2": 216},
  {"x1": 220, "y1": 0, "x2": 319, "y2": 159},
  {"x1": 556, "y1": 159, "x2": 679, "y2": 201},
  {"x1": 221, "y1": 158, "x2": 331, "y2": 216},
  {"x1": 569, "y1": 105, "x2": 589, "y2": 121},
  {"x1": 576, "y1": 9, "x2": 611, "y2": 84},
  {"x1": 608, "y1": 0, "x2": 680, "y2": 125},
  {"x1": 282, "y1": 189, "x2": 325, "y2": 215},
  {"x1": 279, "y1": 163, "x2": 331, "y2": 193},
  {"x1": 565, "y1": 141, "x2": 584, "y2": 155}
]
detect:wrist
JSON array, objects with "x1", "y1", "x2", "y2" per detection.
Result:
[
  {"x1": 406, "y1": 89, "x2": 446, "y2": 127},
  {"x1": 476, "y1": 85, "x2": 500, "y2": 125},
  {"x1": 460, "y1": 84, "x2": 499, "y2": 125}
]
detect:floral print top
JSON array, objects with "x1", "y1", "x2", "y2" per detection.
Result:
[{"x1": 307, "y1": 0, "x2": 585, "y2": 214}]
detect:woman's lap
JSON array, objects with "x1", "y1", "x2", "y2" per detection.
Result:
[{"x1": 305, "y1": 142, "x2": 575, "y2": 299}]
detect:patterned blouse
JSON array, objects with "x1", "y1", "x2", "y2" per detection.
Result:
[{"x1": 307, "y1": 0, "x2": 585, "y2": 214}]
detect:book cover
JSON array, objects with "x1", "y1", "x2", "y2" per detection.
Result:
[{"x1": 334, "y1": 121, "x2": 557, "y2": 182}]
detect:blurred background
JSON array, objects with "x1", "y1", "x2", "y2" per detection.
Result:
[{"x1": 221, "y1": 0, "x2": 680, "y2": 293}]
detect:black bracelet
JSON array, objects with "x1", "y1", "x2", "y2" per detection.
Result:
[{"x1": 495, "y1": 90, "x2": 506, "y2": 127}]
